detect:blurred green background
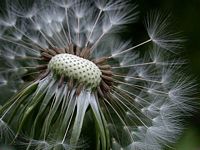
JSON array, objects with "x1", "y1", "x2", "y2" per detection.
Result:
[
  {"x1": 137, "y1": 0, "x2": 200, "y2": 149},
  {"x1": 0, "y1": 0, "x2": 200, "y2": 149}
]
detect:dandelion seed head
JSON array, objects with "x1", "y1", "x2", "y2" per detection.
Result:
[
  {"x1": 48, "y1": 53, "x2": 102, "y2": 88},
  {"x1": 0, "y1": 0, "x2": 197, "y2": 150}
]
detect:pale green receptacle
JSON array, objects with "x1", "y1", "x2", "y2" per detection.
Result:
[{"x1": 48, "y1": 54, "x2": 102, "y2": 88}]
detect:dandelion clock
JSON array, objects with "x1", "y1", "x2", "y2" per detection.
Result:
[{"x1": 0, "y1": 0, "x2": 197, "y2": 149}]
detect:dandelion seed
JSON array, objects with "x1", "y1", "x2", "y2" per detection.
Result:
[{"x1": 0, "y1": 0, "x2": 197, "y2": 150}]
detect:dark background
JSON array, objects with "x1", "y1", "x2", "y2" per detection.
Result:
[
  {"x1": 135, "y1": 0, "x2": 200, "y2": 149},
  {"x1": 0, "y1": 0, "x2": 200, "y2": 149}
]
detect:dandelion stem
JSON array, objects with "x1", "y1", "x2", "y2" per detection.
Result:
[
  {"x1": 103, "y1": 98, "x2": 135, "y2": 141},
  {"x1": 111, "y1": 91, "x2": 149, "y2": 128},
  {"x1": 113, "y1": 74, "x2": 162, "y2": 84},
  {"x1": 91, "y1": 32, "x2": 106, "y2": 52},
  {"x1": 110, "y1": 39, "x2": 152, "y2": 58},
  {"x1": 113, "y1": 79, "x2": 168, "y2": 95},
  {"x1": 85, "y1": 10, "x2": 103, "y2": 47},
  {"x1": 47, "y1": 24, "x2": 66, "y2": 47},
  {"x1": 30, "y1": 18, "x2": 55, "y2": 47},
  {"x1": 65, "y1": 8, "x2": 72, "y2": 44},
  {"x1": 77, "y1": 18, "x2": 80, "y2": 46},
  {"x1": 13, "y1": 26, "x2": 43, "y2": 50},
  {"x1": 113, "y1": 85, "x2": 160, "y2": 109},
  {"x1": 60, "y1": 22, "x2": 70, "y2": 45},
  {"x1": 0, "y1": 36, "x2": 40, "y2": 53},
  {"x1": 112, "y1": 62, "x2": 155, "y2": 69}
]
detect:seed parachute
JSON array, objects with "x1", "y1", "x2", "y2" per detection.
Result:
[{"x1": 0, "y1": 0, "x2": 197, "y2": 150}]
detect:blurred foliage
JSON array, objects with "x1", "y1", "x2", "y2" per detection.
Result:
[{"x1": 175, "y1": 127, "x2": 200, "y2": 150}]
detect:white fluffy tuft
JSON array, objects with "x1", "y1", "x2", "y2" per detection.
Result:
[{"x1": 0, "y1": 0, "x2": 197, "y2": 150}]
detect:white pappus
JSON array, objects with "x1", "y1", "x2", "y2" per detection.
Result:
[{"x1": 0, "y1": 0, "x2": 198, "y2": 150}]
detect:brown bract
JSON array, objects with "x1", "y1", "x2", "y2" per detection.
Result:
[{"x1": 39, "y1": 44, "x2": 113, "y2": 98}]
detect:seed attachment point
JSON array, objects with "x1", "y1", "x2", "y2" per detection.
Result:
[{"x1": 48, "y1": 53, "x2": 102, "y2": 88}]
